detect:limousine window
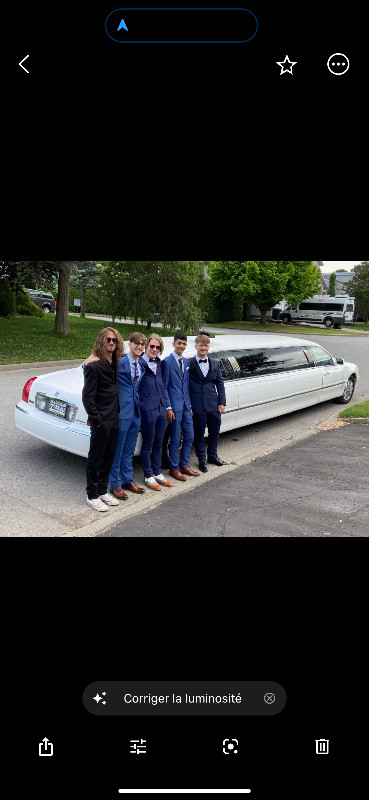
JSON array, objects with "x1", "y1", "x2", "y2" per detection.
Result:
[
  {"x1": 309, "y1": 345, "x2": 334, "y2": 367},
  {"x1": 223, "y1": 348, "x2": 312, "y2": 378},
  {"x1": 211, "y1": 352, "x2": 235, "y2": 381}
]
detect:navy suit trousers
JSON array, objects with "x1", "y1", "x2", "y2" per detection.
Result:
[
  {"x1": 140, "y1": 406, "x2": 167, "y2": 477},
  {"x1": 192, "y1": 410, "x2": 221, "y2": 461}
]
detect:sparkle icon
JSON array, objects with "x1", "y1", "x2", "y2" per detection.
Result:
[
  {"x1": 93, "y1": 693, "x2": 102, "y2": 703},
  {"x1": 276, "y1": 55, "x2": 297, "y2": 75}
]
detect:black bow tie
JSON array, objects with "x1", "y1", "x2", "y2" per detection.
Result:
[
  {"x1": 149, "y1": 358, "x2": 157, "y2": 363},
  {"x1": 199, "y1": 359, "x2": 208, "y2": 363}
]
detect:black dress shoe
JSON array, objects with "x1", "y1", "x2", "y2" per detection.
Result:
[
  {"x1": 198, "y1": 461, "x2": 208, "y2": 473},
  {"x1": 207, "y1": 457, "x2": 229, "y2": 466}
]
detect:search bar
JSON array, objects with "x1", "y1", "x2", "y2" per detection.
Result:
[
  {"x1": 105, "y1": 9, "x2": 258, "y2": 43},
  {"x1": 118, "y1": 792, "x2": 252, "y2": 795}
]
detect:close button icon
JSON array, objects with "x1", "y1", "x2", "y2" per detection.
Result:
[{"x1": 264, "y1": 693, "x2": 276, "y2": 705}]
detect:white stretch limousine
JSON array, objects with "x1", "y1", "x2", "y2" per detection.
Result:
[{"x1": 15, "y1": 335, "x2": 359, "y2": 461}]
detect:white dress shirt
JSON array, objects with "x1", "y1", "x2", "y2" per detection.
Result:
[{"x1": 196, "y1": 354, "x2": 209, "y2": 377}]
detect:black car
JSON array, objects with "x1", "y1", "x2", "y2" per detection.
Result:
[{"x1": 25, "y1": 289, "x2": 56, "y2": 313}]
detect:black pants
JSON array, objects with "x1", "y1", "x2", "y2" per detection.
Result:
[
  {"x1": 86, "y1": 417, "x2": 119, "y2": 499},
  {"x1": 193, "y1": 410, "x2": 221, "y2": 462}
]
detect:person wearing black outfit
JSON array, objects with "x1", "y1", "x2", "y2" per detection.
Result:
[{"x1": 82, "y1": 327, "x2": 123, "y2": 512}]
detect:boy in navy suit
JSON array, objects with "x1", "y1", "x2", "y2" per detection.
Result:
[
  {"x1": 109, "y1": 331, "x2": 147, "y2": 499},
  {"x1": 138, "y1": 333, "x2": 173, "y2": 490},
  {"x1": 161, "y1": 331, "x2": 200, "y2": 481},
  {"x1": 189, "y1": 333, "x2": 228, "y2": 473}
]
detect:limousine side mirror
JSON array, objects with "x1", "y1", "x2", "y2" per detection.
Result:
[{"x1": 336, "y1": 358, "x2": 344, "y2": 365}]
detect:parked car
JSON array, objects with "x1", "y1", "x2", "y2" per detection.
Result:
[
  {"x1": 24, "y1": 289, "x2": 56, "y2": 313},
  {"x1": 280, "y1": 295, "x2": 355, "y2": 329},
  {"x1": 14, "y1": 335, "x2": 359, "y2": 465}
]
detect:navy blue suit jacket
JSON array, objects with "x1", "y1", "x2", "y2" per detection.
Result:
[
  {"x1": 117, "y1": 355, "x2": 143, "y2": 419},
  {"x1": 138, "y1": 357, "x2": 166, "y2": 411},
  {"x1": 189, "y1": 356, "x2": 226, "y2": 413},
  {"x1": 161, "y1": 353, "x2": 191, "y2": 412}
]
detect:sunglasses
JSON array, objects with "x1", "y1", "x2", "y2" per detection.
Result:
[
  {"x1": 149, "y1": 345, "x2": 161, "y2": 350},
  {"x1": 106, "y1": 337, "x2": 117, "y2": 344}
]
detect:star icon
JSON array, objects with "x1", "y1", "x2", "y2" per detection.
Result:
[
  {"x1": 93, "y1": 693, "x2": 102, "y2": 703},
  {"x1": 276, "y1": 55, "x2": 297, "y2": 75}
]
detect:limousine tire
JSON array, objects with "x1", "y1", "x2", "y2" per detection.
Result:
[
  {"x1": 161, "y1": 426, "x2": 171, "y2": 468},
  {"x1": 324, "y1": 317, "x2": 334, "y2": 328},
  {"x1": 280, "y1": 314, "x2": 291, "y2": 324},
  {"x1": 335, "y1": 376, "x2": 355, "y2": 404}
]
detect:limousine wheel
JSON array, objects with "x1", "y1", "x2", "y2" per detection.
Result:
[
  {"x1": 324, "y1": 318, "x2": 334, "y2": 328},
  {"x1": 280, "y1": 314, "x2": 291, "y2": 324},
  {"x1": 336, "y1": 377, "x2": 355, "y2": 404}
]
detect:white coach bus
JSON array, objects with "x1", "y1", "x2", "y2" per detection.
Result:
[{"x1": 279, "y1": 295, "x2": 355, "y2": 328}]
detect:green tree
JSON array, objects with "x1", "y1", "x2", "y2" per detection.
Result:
[
  {"x1": 346, "y1": 262, "x2": 369, "y2": 324},
  {"x1": 1, "y1": 261, "x2": 78, "y2": 335},
  {"x1": 207, "y1": 261, "x2": 321, "y2": 324},
  {"x1": 329, "y1": 273, "x2": 337, "y2": 296},
  {"x1": 101, "y1": 261, "x2": 205, "y2": 330},
  {"x1": 0, "y1": 279, "x2": 16, "y2": 317},
  {"x1": 0, "y1": 261, "x2": 57, "y2": 289},
  {"x1": 70, "y1": 262, "x2": 102, "y2": 317}
]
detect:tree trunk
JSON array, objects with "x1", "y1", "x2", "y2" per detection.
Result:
[
  {"x1": 80, "y1": 285, "x2": 86, "y2": 318},
  {"x1": 146, "y1": 319, "x2": 152, "y2": 330},
  {"x1": 261, "y1": 310, "x2": 268, "y2": 325},
  {"x1": 54, "y1": 263, "x2": 73, "y2": 335}
]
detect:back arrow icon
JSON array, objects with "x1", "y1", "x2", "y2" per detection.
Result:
[{"x1": 19, "y1": 55, "x2": 30, "y2": 73}]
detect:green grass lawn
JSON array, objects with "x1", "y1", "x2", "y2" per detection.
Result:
[
  {"x1": 213, "y1": 321, "x2": 367, "y2": 336},
  {"x1": 339, "y1": 401, "x2": 369, "y2": 419},
  {"x1": 0, "y1": 316, "x2": 179, "y2": 365}
]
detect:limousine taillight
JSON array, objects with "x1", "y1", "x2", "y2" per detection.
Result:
[{"x1": 22, "y1": 377, "x2": 38, "y2": 403}]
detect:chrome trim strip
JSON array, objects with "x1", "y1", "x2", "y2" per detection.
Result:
[
  {"x1": 15, "y1": 403, "x2": 30, "y2": 415},
  {"x1": 238, "y1": 386, "x2": 322, "y2": 412}
]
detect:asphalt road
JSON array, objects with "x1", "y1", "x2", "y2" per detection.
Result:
[{"x1": 2, "y1": 332, "x2": 368, "y2": 537}]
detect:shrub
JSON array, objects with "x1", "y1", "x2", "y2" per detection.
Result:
[
  {"x1": 15, "y1": 288, "x2": 44, "y2": 317},
  {"x1": 0, "y1": 279, "x2": 16, "y2": 317}
]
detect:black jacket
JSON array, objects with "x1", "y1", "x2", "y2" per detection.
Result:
[{"x1": 82, "y1": 359, "x2": 119, "y2": 426}]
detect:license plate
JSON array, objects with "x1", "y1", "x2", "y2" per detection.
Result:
[{"x1": 48, "y1": 399, "x2": 67, "y2": 417}]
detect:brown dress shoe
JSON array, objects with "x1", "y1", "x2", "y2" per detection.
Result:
[
  {"x1": 169, "y1": 469, "x2": 187, "y2": 481},
  {"x1": 179, "y1": 467, "x2": 200, "y2": 476},
  {"x1": 111, "y1": 486, "x2": 128, "y2": 500},
  {"x1": 122, "y1": 481, "x2": 145, "y2": 494}
]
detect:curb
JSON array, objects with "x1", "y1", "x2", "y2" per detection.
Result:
[
  {"x1": 341, "y1": 417, "x2": 369, "y2": 424},
  {"x1": 0, "y1": 359, "x2": 84, "y2": 372}
]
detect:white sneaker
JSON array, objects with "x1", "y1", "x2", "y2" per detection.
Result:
[
  {"x1": 153, "y1": 473, "x2": 173, "y2": 486},
  {"x1": 87, "y1": 498, "x2": 109, "y2": 512},
  {"x1": 99, "y1": 493, "x2": 119, "y2": 506}
]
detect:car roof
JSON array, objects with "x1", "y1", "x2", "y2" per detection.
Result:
[{"x1": 158, "y1": 334, "x2": 320, "y2": 357}]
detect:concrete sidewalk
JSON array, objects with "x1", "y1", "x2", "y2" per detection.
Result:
[{"x1": 96, "y1": 423, "x2": 369, "y2": 537}]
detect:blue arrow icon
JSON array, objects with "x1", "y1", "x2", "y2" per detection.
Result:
[{"x1": 117, "y1": 19, "x2": 128, "y2": 31}]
